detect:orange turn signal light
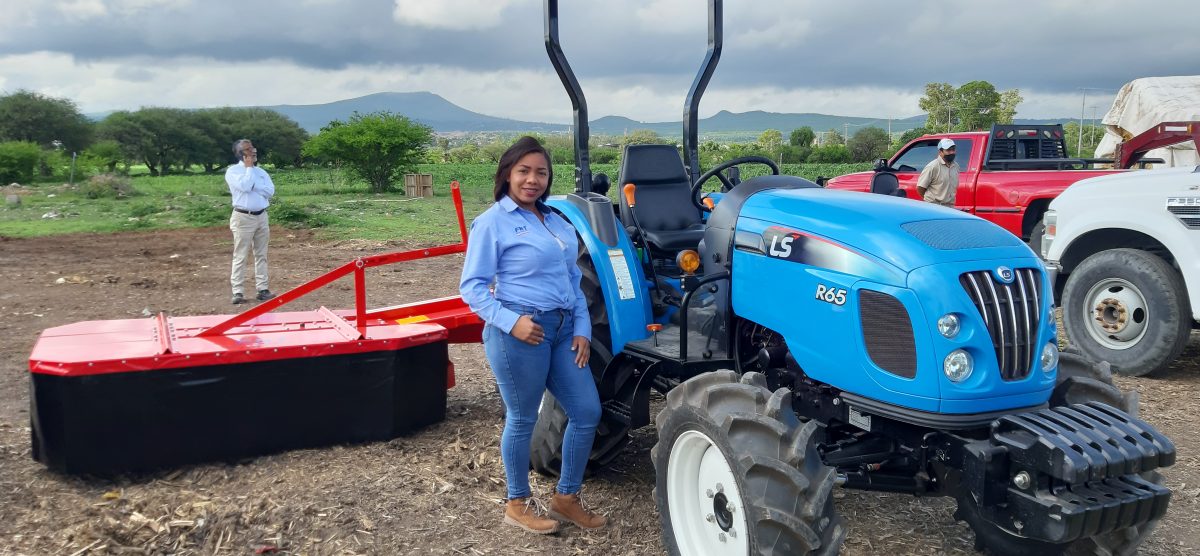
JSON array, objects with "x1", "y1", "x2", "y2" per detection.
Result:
[
  {"x1": 676, "y1": 249, "x2": 701, "y2": 274},
  {"x1": 647, "y1": 324, "x2": 663, "y2": 332},
  {"x1": 623, "y1": 183, "x2": 637, "y2": 207}
]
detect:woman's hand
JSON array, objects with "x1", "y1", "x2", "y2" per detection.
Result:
[
  {"x1": 572, "y1": 336, "x2": 591, "y2": 368},
  {"x1": 511, "y1": 315, "x2": 545, "y2": 345}
]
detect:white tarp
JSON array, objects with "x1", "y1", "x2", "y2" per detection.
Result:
[{"x1": 1094, "y1": 76, "x2": 1200, "y2": 167}]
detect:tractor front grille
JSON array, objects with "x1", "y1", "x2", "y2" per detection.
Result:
[
  {"x1": 960, "y1": 268, "x2": 1042, "y2": 381},
  {"x1": 859, "y1": 290, "x2": 917, "y2": 378}
]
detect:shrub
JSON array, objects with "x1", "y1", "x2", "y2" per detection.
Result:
[
  {"x1": 81, "y1": 173, "x2": 136, "y2": 199},
  {"x1": 128, "y1": 202, "x2": 161, "y2": 218},
  {"x1": 0, "y1": 141, "x2": 42, "y2": 183},
  {"x1": 270, "y1": 199, "x2": 337, "y2": 229},
  {"x1": 182, "y1": 201, "x2": 227, "y2": 226}
]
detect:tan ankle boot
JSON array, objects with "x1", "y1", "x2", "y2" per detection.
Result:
[
  {"x1": 549, "y1": 492, "x2": 607, "y2": 530},
  {"x1": 504, "y1": 497, "x2": 560, "y2": 534}
]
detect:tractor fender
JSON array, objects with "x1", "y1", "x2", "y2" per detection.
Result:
[{"x1": 548, "y1": 193, "x2": 653, "y2": 354}]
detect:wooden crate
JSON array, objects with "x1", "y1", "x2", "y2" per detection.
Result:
[{"x1": 404, "y1": 173, "x2": 434, "y2": 198}]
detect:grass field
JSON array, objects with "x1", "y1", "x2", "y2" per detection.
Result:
[{"x1": 0, "y1": 162, "x2": 870, "y2": 243}]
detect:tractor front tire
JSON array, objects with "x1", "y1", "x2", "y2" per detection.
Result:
[
  {"x1": 652, "y1": 371, "x2": 845, "y2": 556},
  {"x1": 956, "y1": 349, "x2": 1162, "y2": 555},
  {"x1": 1061, "y1": 248, "x2": 1191, "y2": 376}
]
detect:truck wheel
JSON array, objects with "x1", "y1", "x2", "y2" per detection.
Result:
[
  {"x1": 1027, "y1": 219, "x2": 1045, "y2": 256},
  {"x1": 529, "y1": 240, "x2": 630, "y2": 477},
  {"x1": 956, "y1": 349, "x2": 1162, "y2": 555},
  {"x1": 652, "y1": 371, "x2": 846, "y2": 555},
  {"x1": 1061, "y1": 248, "x2": 1191, "y2": 376}
]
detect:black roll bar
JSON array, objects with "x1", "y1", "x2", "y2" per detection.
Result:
[
  {"x1": 544, "y1": 0, "x2": 591, "y2": 194},
  {"x1": 544, "y1": 0, "x2": 723, "y2": 192},
  {"x1": 683, "y1": 0, "x2": 722, "y2": 184}
]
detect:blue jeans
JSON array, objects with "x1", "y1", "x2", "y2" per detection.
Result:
[{"x1": 483, "y1": 303, "x2": 601, "y2": 499}]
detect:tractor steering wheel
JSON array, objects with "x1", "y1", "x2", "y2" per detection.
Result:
[{"x1": 690, "y1": 156, "x2": 780, "y2": 211}]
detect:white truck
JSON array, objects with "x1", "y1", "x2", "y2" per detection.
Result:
[{"x1": 1041, "y1": 165, "x2": 1200, "y2": 376}]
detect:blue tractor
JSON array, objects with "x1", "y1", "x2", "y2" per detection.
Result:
[{"x1": 530, "y1": 2, "x2": 1175, "y2": 554}]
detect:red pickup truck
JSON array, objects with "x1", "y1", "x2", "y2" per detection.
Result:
[{"x1": 823, "y1": 123, "x2": 1199, "y2": 242}]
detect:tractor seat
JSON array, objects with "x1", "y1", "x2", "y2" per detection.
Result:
[
  {"x1": 870, "y1": 171, "x2": 906, "y2": 197},
  {"x1": 617, "y1": 144, "x2": 706, "y2": 254}
]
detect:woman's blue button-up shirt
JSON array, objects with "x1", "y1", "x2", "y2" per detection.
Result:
[{"x1": 459, "y1": 196, "x2": 591, "y2": 338}]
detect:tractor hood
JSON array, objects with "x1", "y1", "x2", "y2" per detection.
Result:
[{"x1": 738, "y1": 188, "x2": 1033, "y2": 281}]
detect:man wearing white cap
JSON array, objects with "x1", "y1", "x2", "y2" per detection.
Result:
[{"x1": 916, "y1": 138, "x2": 959, "y2": 208}]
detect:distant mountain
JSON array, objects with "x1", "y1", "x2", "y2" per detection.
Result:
[
  {"x1": 85, "y1": 91, "x2": 1080, "y2": 137},
  {"x1": 261, "y1": 92, "x2": 567, "y2": 134}
]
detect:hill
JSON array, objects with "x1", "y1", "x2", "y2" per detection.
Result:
[{"x1": 87, "y1": 91, "x2": 1079, "y2": 138}]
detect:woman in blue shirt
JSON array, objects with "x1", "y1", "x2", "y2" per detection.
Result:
[{"x1": 459, "y1": 136, "x2": 606, "y2": 534}]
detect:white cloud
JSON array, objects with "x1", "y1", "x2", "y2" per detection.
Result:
[{"x1": 392, "y1": 0, "x2": 523, "y2": 30}]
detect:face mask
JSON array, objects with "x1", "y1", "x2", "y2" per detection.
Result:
[{"x1": 942, "y1": 153, "x2": 956, "y2": 164}]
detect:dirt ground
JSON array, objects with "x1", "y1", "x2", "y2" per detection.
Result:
[{"x1": 0, "y1": 227, "x2": 1197, "y2": 556}]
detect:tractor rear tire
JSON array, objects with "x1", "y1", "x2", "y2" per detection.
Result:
[
  {"x1": 652, "y1": 371, "x2": 846, "y2": 556},
  {"x1": 529, "y1": 239, "x2": 630, "y2": 477},
  {"x1": 1061, "y1": 248, "x2": 1191, "y2": 376},
  {"x1": 1027, "y1": 219, "x2": 1046, "y2": 256},
  {"x1": 955, "y1": 349, "x2": 1163, "y2": 556}
]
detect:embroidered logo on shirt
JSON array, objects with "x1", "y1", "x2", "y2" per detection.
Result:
[{"x1": 514, "y1": 225, "x2": 530, "y2": 235}]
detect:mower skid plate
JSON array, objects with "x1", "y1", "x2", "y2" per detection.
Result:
[
  {"x1": 964, "y1": 402, "x2": 1175, "y2": 543},
  {"x1": 28, "y1": 309, "x2": 452, "y2": 474}
]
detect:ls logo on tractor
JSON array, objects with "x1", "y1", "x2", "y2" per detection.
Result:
[
  {"x1": 994, "y1": 266, "x2": 1015, "y2": 284},
  {"x1": 768, "y1": 234, "x2": 793, "y2": 258},
  {"x1": 815, "y1": 284, "x2": 848, "y2": 306}
]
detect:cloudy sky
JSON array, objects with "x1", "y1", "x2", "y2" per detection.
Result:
[{"x1": 1, "y1": 0, "x2": 1197, "y2": 124}]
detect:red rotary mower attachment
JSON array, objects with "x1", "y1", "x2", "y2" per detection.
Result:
[{"x1": 28, "y1": 182, "x2": 483, "y2": 474}]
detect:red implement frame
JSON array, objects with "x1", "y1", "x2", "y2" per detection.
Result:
[
  {"x1": 1115, "y1": 122, "x2": 1200, "y2": 169},
  {"x1": 198, "y1": 180, "x2": 480, "y2": 343}
]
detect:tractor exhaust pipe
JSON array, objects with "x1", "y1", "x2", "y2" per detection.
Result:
[
  {"x1": 544, "y1": 0, "x2": 591, "y2": 194},
  {"x1": 683, "y1": 0, "x2": 722, "y2": 184}
]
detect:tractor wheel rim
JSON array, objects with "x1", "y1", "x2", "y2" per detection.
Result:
[
  {"x1": 1082, "y1": 278, "x2": 1149, "y2": 349},
  {"x1": 667, "y1": 430, "x2": 748, "y2": 556}
]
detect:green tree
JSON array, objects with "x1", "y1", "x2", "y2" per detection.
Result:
[
  {"x1": 846, "y1": 127, "x2": 893, "y2": 162},
  {"x1": 83, "y1": 140, "x2": 124, "y2": 173},
  {"x1": 919, "y1": 83, "x2": 957, "y2": 133},
  {"x1": 996, "y1": 89, "x2": 1023, "y2": 125},
  {"x1": 892, "y1": 126, "x2": 929, "y2": 152},
  {"x1": 809, "y1": 144, "x2": 851, "y2": 163},
  {"x1": 302, "y1": 112, "x2": 432, "y2": 193},
  {"x1": 789, "y1": 126, "x2": 815, "y2": 147},
  {"x1": 780, "y1": 144, "x2": 811, "y2": 163},
  {"x1": 0, "y1": 141, "x2": 42, "y2": 183},
  {"x1": 821, "y1": 128, "x2": 844, "y2": 146},
  {"x1": 920, "y1": 81, "x2": 1023, "y2": 132},
  {"x1": 622, "y1": 129, "x2": 661, "y2": 146},
  {"x1": 757, "y1": 128, "x2": 783, "y2": 154},
  {"x1": 209, "y1": 107, "x2": 308, "y2": 170},
  {"x1": 1062, "y1": 121, "x2": 1106, "y2": 159},
  {"x1": 955, "y1": 81, "x2": 1002, "y2": 131},
  {"x1": 0, "y1": 90, "x2": 93, "y2": 151},
  {"x1": 97, "y1": 108, "x2": 200, "y2": 176}
]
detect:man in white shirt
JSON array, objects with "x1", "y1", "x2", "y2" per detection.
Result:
[
  {"x1": 225, "y1": 139, "x2": 276, "y2": 305},
  {"x1": 916, "y1": 137, "x2": 960, "y2": 208}
]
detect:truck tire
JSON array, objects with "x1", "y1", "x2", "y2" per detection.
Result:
[
  {"x1": 956, "y1": 349, "x2": 1163, "y2": 555},
  {"x1": 1027, "y1": 219, "x2": 1045, "y2": 256},
  {"x1": 529, "y1": 240, "x2": 630, "y2": 477},
  {"x1": 652, "y1": 371, "x2": 846, "y2": 556},
  {"x1": 1061, "y1": 248, "x2": 1191, "y2": 376}
]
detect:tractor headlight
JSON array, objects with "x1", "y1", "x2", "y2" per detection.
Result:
[
  {"x1": 1041, "y1": 341, "x2": 1059, "y2": 373},
  {"x1": 944, "y1": 349, "x2": 973, "y2": 382},
  {"x1": 937, "y1": 313, "x2": 960, "y2": 338}
]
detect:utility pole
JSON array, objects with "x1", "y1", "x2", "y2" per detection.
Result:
[
  {"x1": 946, "y1": 105, "x2": 952, "y2": 132},
  {"x1": 1078, "y1": 89, "x2": 1087, "y2": 154},
  {"x1": 843, "y1": 123, "x2": 849, "y2": 144}
]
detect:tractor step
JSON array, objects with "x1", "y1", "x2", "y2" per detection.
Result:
[{"x1": 624, "y1": 324, "x2": 728, "y2": 362}]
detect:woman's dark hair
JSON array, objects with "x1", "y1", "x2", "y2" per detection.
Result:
[{"x1": 493, "y1": 136, "x2": 553, "y2": 202}]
